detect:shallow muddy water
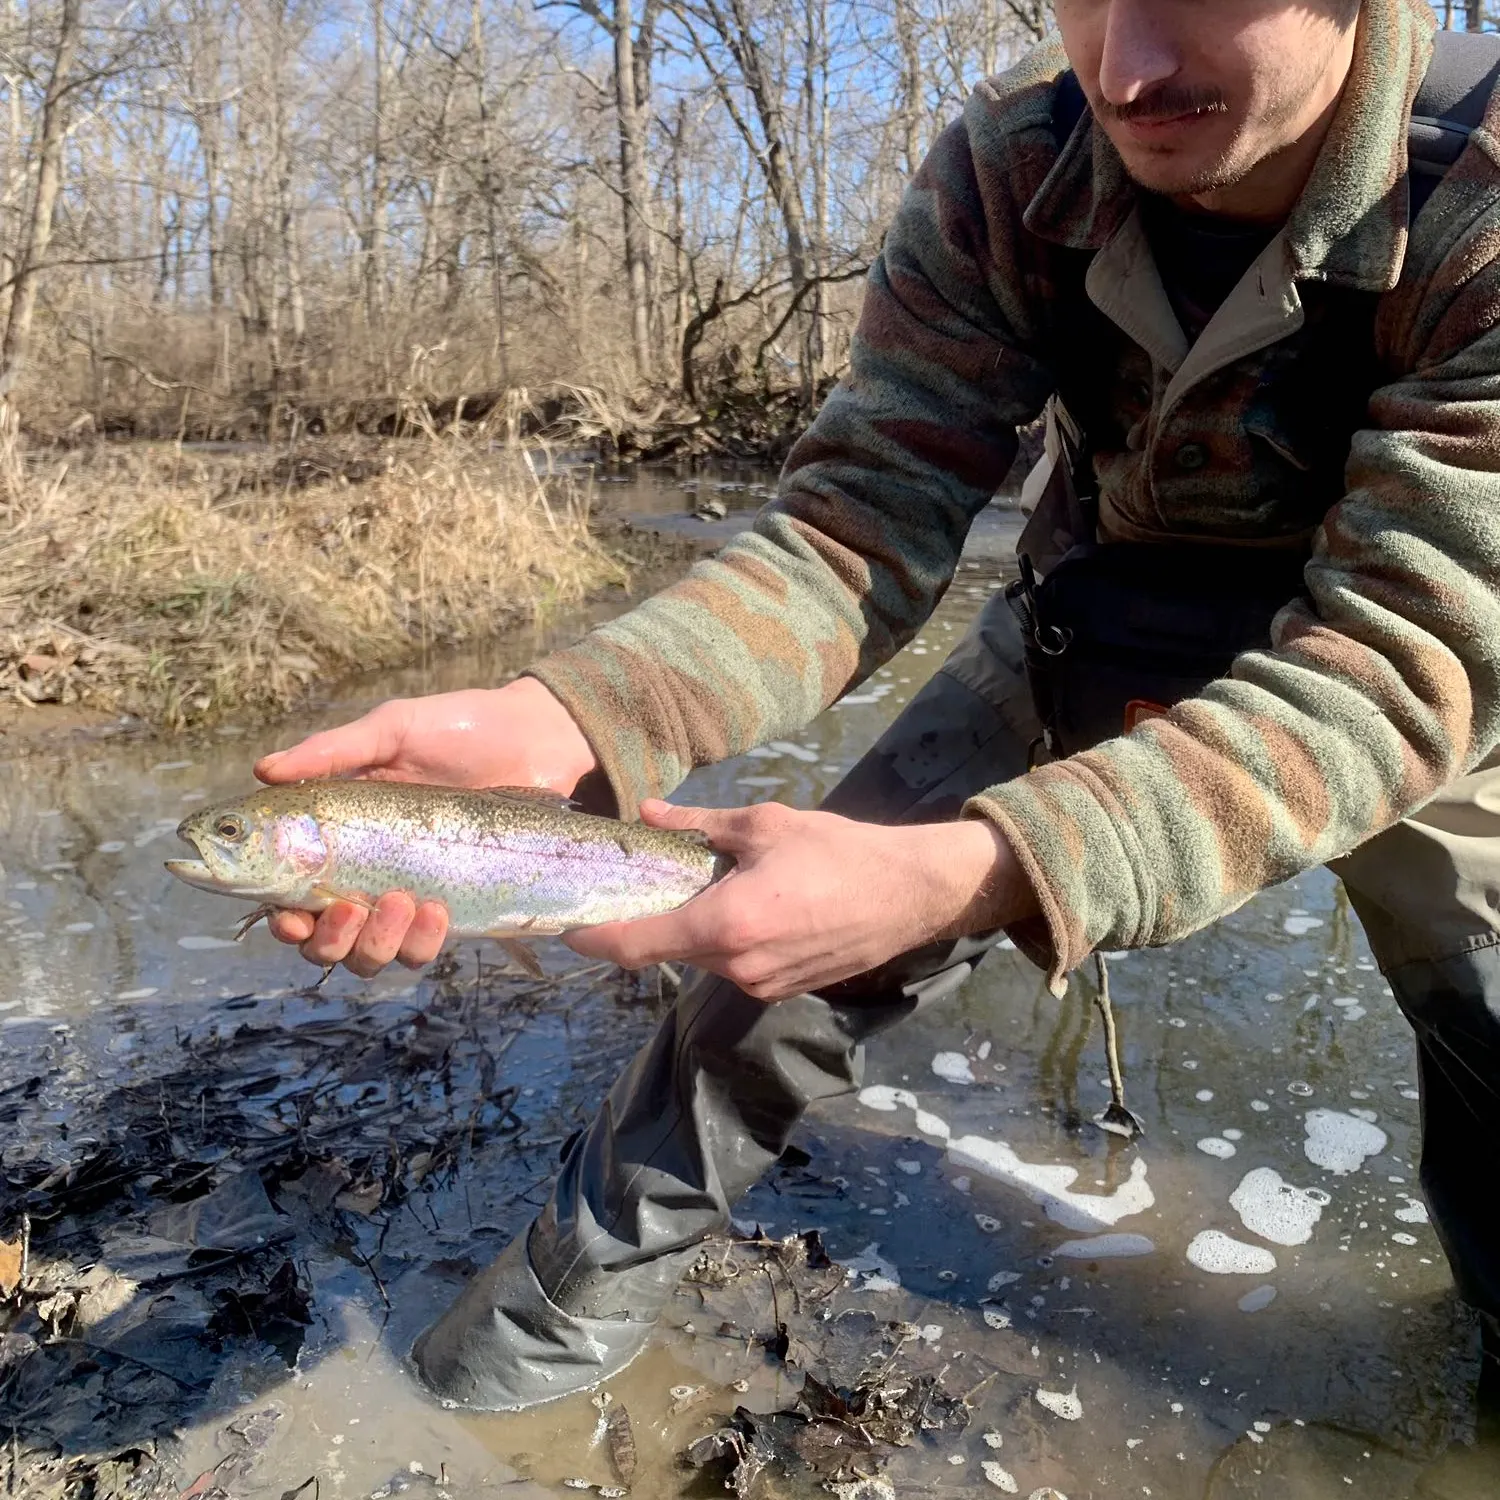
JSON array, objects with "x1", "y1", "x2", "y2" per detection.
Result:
[{"x1": 0, "y1": 524, "x2": 1487, "y2": 1499}]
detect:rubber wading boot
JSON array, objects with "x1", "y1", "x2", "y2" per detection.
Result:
[
  {"x1": 409, "y1": 956, "x2": 979, "y2": 1410},
  {"x1": 1414, "y1": 1315, "x2": 1500, "y2": 1500}
]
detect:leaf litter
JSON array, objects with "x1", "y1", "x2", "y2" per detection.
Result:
[{"x1": 0, "y1": 950, "x2": 668, "y2": 1499}]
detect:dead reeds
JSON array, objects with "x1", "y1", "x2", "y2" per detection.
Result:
[{"x1": 0, "y1": 432, "x2": 628, "y2": 730}]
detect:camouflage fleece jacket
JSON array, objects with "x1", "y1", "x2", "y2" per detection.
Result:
[{"x1": 530, "y1": 0, "x2": 1500, "y2": 993}]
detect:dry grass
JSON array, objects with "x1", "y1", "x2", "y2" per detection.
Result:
[{"x1": 0, "y1": 431, "x2": 629, "y2": 730}]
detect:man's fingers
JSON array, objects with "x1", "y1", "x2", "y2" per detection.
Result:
[
  {"x1": 255, "y1": 701, "x2": 411, "y2": 784},
  {"x1": 269, "y1": 910, "x2": 314, "y2": 944},
  {"x1": 398, "y1": 901, "x2": 449, "y2": 969},
  {"x1": 638, "y1": 798, "x2": 788, "y2": 853},
  {"x1": 343, "y1": 891, "x2": 418, "y2": 978},
  {"x1": 298, "y1": 901, "x2": 372, "y2": 967},
  {"x1": 563, "y1": 895, "x2": 724, "y2": 970}
]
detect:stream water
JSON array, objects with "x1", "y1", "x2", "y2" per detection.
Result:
[{"x1": 0, "y1": 475, "x2": 1487, "y2": 1500}]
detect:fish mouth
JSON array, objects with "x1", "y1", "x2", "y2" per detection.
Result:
[{"x1": 164, "y1": 856, "x2": 222, "y2": 892}]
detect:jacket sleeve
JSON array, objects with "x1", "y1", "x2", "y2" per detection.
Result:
[
  {"x1": 971, "y1": 132, "x2": 1500, "y2": 993},
  {"x1": 527, "y1": 90, "x2": 1058, "y2": 817}
]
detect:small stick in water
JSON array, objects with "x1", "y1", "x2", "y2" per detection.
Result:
[{"x1": 1092, "y1": 953, "x2": 1144, "y2": 1140}]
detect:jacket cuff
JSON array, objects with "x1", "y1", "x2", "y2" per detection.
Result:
[
  {"x1": 964, "y1": 761, "x2": 1154, "y2": 996},
  {"x1": 524, "y1": 647, "x2": 683, "y2": 822}
]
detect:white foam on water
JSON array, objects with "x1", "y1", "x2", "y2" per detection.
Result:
[
  {"x1": 63, "y1": 922, "x2": 94, "y2": 935},
  {"x1": 735, "y1": 776, "x2": 786, "y2": 789},
  {"x1": 1186, "y1": 1230, "x2": 1278, "y2": 1275},
  {"x1": 115, "y1": 988, "x2": 158, "y2": 1001},
  {"x1": 1338, "y1": 1006, "x2": 1368, "y2": 1021},
  {"x1": 1287, "y1": 1081, "x2": 1314, "y2": 1097},
  {"x1": 858, "y1": 1085, "x2": 916, "y2": 1112},
  {"x1": 1250, "y1": 1100, "x2": 1271, "y2": 1112},
  {"x1": 1348, "y1": 1107, "x2": 1379, "y2": 1124},
  {"x1": 1053, "y1": 1233, "x2": 1156, "y2": 1259},
  {"x1": 1284, "y1": 916, "x2": 1324, "y2": 936},
  {"x1": 178, "y1": 935, "x2": 237, "y2": 951},
  {"x1": 864, "y1": 1080, "x2": 954, "y2": 1134},
  {"x1": 1332, "y1": 996, "x2": 1361, "y2": 1008},
  {"x1": 975, "y1": 1214, "x2": 1001, "y2": 1234},
  {"x1": 767, "y1": 740, "x2": 820, "y2": 763},
  {"x1": 1304, "y1": 1109, "x2": 1388, "y2": 1174},
  {"x1": 983, "y1": 1308, "x2": 1012, "y2": 1330},
  {"x1": 1238, "y1": 1285, "x2": 1278, "y2": 1313},
  {"x1": 1395, "y1": 1196, "x2": 1429, "y2": 1225},
  {"x1": 863, "y1": 1092, "x2": 1148, "y2": 1226},
  {"x1": 932, "y1": 1051, "x2": 975, "y2": 1085},
  {"x1": 843, "y1": 1243, "x2": 901, "y2": 1292},
  {"x1": 1391, "y1": 1232, "x2": 1419, "y2": 1246},
  {"x1": 987, "y1": 1271, "x2": 1022, "y2": 1291},
  {"x1": 95, "y1": 841, "x2": 126, "y2": 854},
  {"x1": 981, "y1": 1461, "x2": 1019, "y2": 1493},
  {"x1": 1195, "y1": 1089, "x2": 1215, "y2": 1102},
  {"x1": 895, "y1": 1159, "x2": 922, "y2": 1176},
  {"x1": 1230, "y1": 1167, "x2": 1326, "y2": 1246},
  {"x1": 1035, "y1": 1385, "x2": 1083, "y2": 1421},
  {"x1": 1222, "y1": 1129, "x2": 1243, "y2": 1141},
  {"x1": 1197, "y1": 1138, "x2": 1237, "y2": 1159},
  {"x1": 947, "y1": 1136, "x2": 1154, "y2": 1232}
]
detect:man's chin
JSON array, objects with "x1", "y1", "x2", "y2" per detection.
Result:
[{"x1": 1115, "y1": 147, "x2": 1244, "y2": 200}]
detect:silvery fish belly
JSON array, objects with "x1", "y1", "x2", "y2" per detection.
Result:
[{"x1": 165, "y1": 780, "x2": 727, "y2": 936}]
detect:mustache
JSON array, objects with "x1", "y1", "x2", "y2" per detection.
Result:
[{"x1": 1096, "y1": 85, "x2": 1229, "y2": 124}]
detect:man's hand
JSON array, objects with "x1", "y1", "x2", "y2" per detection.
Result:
[
  {"x1": 253, "y1": 678, "x2": 598, "y2": 976},
  {"x1": 563, "y1": 799, "x2": 1039, "y2": 1000}
]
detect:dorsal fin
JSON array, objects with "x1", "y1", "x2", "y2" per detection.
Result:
[{"x1": 478, "y1": 785, "x2": 581, "y2": 812}]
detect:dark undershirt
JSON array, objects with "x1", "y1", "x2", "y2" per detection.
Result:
[{"x1": 1140, "y1": 194, "x2": 1281, "y2": 344}]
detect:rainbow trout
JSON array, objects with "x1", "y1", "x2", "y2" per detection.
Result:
[{"x1": 165, "y1": 781, "x2": 728, "y2": 975}]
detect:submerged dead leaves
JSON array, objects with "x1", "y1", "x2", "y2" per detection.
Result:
[{"x1": 0, "y1": 952, "x2": 665, "y2": 1500}]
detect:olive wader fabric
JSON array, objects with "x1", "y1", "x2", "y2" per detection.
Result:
[{"x1": 412, "y1": 591, "x2": 1500, "y2": 1418}]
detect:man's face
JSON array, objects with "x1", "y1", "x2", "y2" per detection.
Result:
[{"x1": 1054, "y1": 0, "x2": 1361, "y2": 199}]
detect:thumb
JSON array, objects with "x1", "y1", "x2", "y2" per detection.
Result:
[
  {"x1": 638, "y1": 798, "x2": 784, "y2": 853},
  {"x1": 255, "y1": 701, "x2": 410, "y2": 784}
]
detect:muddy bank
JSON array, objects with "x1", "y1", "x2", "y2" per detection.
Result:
[{"x1": 0, "y1": 437, "x2": 705, "y2": 740}]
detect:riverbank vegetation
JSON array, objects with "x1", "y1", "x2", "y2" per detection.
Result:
[{"x1": 0, "y1": 432, "x2": 630, "y2": 730}]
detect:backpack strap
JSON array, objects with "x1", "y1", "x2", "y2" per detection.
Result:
[{"x1": 1410, "y1": 28, "x2": 1500, "y2": 214}]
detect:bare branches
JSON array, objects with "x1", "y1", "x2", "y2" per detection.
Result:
[{"x1": 0, "y1": 0, "x2": 1051, "y2": 430}]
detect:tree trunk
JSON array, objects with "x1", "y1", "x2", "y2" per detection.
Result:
[
  {"x1": 0, "y1": 0, "x2": 82, "y2": 438},
  {"x1": 615, "y1": 0, "x2": 654, "y2": 379},
  {"x1": 470, "y1": 0, "x2": 512, "y2": 389}
]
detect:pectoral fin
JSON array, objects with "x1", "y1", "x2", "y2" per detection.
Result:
[
  {"x1": 233, "y1": 904, "x2": 279, "y2": 942},
  {"x1": 496, "y1": 938, "x2": 546, "y2": 979},
  {"x1": 311, "y1": 884, "x2": 376, "y2": 914}
]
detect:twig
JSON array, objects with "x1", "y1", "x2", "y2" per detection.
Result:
[{"x1": 137, "y1": 1231, "x2": 294, "y2": 1290}]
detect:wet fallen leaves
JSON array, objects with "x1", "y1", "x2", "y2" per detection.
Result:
[{"x1": 0, "y1": 954, "x2": 663, "y2": 1499}]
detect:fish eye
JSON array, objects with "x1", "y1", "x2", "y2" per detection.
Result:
[{"x1": 214, "y1": 814, "x2": 247, "y2": 842}]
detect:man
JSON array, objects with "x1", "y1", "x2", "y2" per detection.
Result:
[{"x1": 257, "y1": 0, "x2": 1500, "y2": 1479}]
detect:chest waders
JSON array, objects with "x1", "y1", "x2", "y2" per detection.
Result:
[{"x1": 411, "y1": 36, "x2": 1500, "y2": 1455}]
